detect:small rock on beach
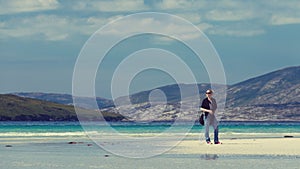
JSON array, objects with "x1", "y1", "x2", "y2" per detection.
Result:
[{"x1": 68, "y1": 142, "x2": 77, "y2": 144}]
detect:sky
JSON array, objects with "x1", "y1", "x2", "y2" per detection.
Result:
[{"x1": 1, "y1": 0, "x2": 300, "y2": 98}]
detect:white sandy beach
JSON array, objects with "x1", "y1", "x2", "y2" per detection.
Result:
[
  {"x1": 1, "y1": 133, "x2": 300, "y2": 169},
  {"x1": 172, "y1": 137, "x2": 300, "y2": 156}
]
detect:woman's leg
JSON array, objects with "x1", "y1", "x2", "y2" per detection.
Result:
[
  {"x1": 212, "y1": 116, "x2": 219, "y2": 143},
  {"x1": 205, "y1": 115, "x2": 210, "y2": 142}
]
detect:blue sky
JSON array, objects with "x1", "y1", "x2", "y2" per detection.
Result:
[{"x1": 1, "y1": 0, "x2": 300, "y2": 98}]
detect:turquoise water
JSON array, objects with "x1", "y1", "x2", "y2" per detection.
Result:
[{"x1": 0, "y1": 121, "x2": 299, "y2": 134}]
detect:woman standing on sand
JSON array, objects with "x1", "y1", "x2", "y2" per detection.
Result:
[{"x1": 200, "y1": 89, "x2": 221, "y2": 144}]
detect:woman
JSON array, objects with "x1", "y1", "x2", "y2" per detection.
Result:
[{"x1": 200, "y1": 89, "x2": 221, "y2": 144}]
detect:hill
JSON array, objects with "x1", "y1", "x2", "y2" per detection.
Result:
[
  {"x1": 13, "y1": 92, "x2": 114, "y2": 109},
  {"x1": 227, "y1": 66, "x2": 300, "y2": 107},
  {"x1": 9, "y1": 66, "x2": 300, "y2": 122},
  {"x1": 115, "y1": 83, "x2": 215, "y2": 105},
  {"x1": 0, "y1": 94, "x2": 124, "y2": 121},
  {"x1": 109, "y1": 66, "x2": 300, "y2": 121},
  {"x1": 224, "y1": 66, "x2": 300, "y2": 121}
]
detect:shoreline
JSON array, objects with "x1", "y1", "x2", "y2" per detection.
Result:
[{"x1": 1, "y1": 120, "x2": 300, "y2": 123}]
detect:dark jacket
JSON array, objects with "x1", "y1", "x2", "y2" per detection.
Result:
[{"x1": 201, "y1": 97, "x2": 217, "y2": 116}]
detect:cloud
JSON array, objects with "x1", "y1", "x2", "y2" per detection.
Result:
[
  {"x1": 263, "y1": 0, "x2": 300, "y2": 25},
  {"x1": 176, "y1": 13, "x2": 201, "y2": 24},
  {"x1": 155, "y1": 0, "x2": 207, "y2": 10},
  {"x1": 2, "y1": 0, "x2": 300, "y2": 42},
  {"x1": 0, "y1": 21, "x2": 5, "y2": 27},
  {"x1": 206, "y1": 9, "x2": 256, "y2": 21},
  {"x1": 270, "y1": 15, "x2": 300, "y2": 25},
  {"x1": 0, "y1": 15, "x2": 70, "y2": 41},
  {"x1": 264, "y1": 0, "x2": 300, "y2": 10},
  {"x1": 72, "y1": 0, "x2": 148, "y2": 12},
  {"x1": 211, "y1": 29, "x2": 265, "y2": 37},
  {"x1": 0, "y1": 14, "x2": 123, "y2": 41},
  {"x1": 95, "y1": 15, "x2": 204, "y2": 41},
  {"x1": 196, "y1": 23, "x2": 213, "y2": 32},
  {"x1": 0, "y1": 0, "x2": 59, "y2": 15},
  {"x1": 208, "y1": 25, "x2": 265, "y2": 37}
]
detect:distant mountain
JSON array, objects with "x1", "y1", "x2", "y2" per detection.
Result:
[
  {"x1": 9, "y1": 66, "x2": 300, "y2": 121},
  {"x1": 13, "y1": 84, "x2": 220, "y2": 109},
  {"x1": 224, "y1": 66, "x2": 300, "y2": 121},
  {"x1": 0, "y1": 94, "x2": 124, "y2": 121},
  {"x1": 13, "y1": 92, "x2": 114, "y2": 109},
  {"x1": 121, "y1": 66, "x2": 300, "y2": 107},
  {"x1": 116, "y1": 83, "x2": 215, "y2": 105},
  {"x1": 226, "y1": 66, "x2": 300, "y2": 107},
  {"x1": 108, "y1": 66, "x2": 300, "y2": 121}
]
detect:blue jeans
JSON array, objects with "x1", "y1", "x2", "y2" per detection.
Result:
[{"x1": 204, "y1": 114, "x2": 219, "y2": 143}]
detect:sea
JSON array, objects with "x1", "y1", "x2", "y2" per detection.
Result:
[{"x1": 0, "y1": 121, "x2": 299, "y2": 169}]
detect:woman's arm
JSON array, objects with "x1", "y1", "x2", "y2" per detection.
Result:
[{"x1": 200, "y1": 108, "x2": 213, "y2": 114}]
